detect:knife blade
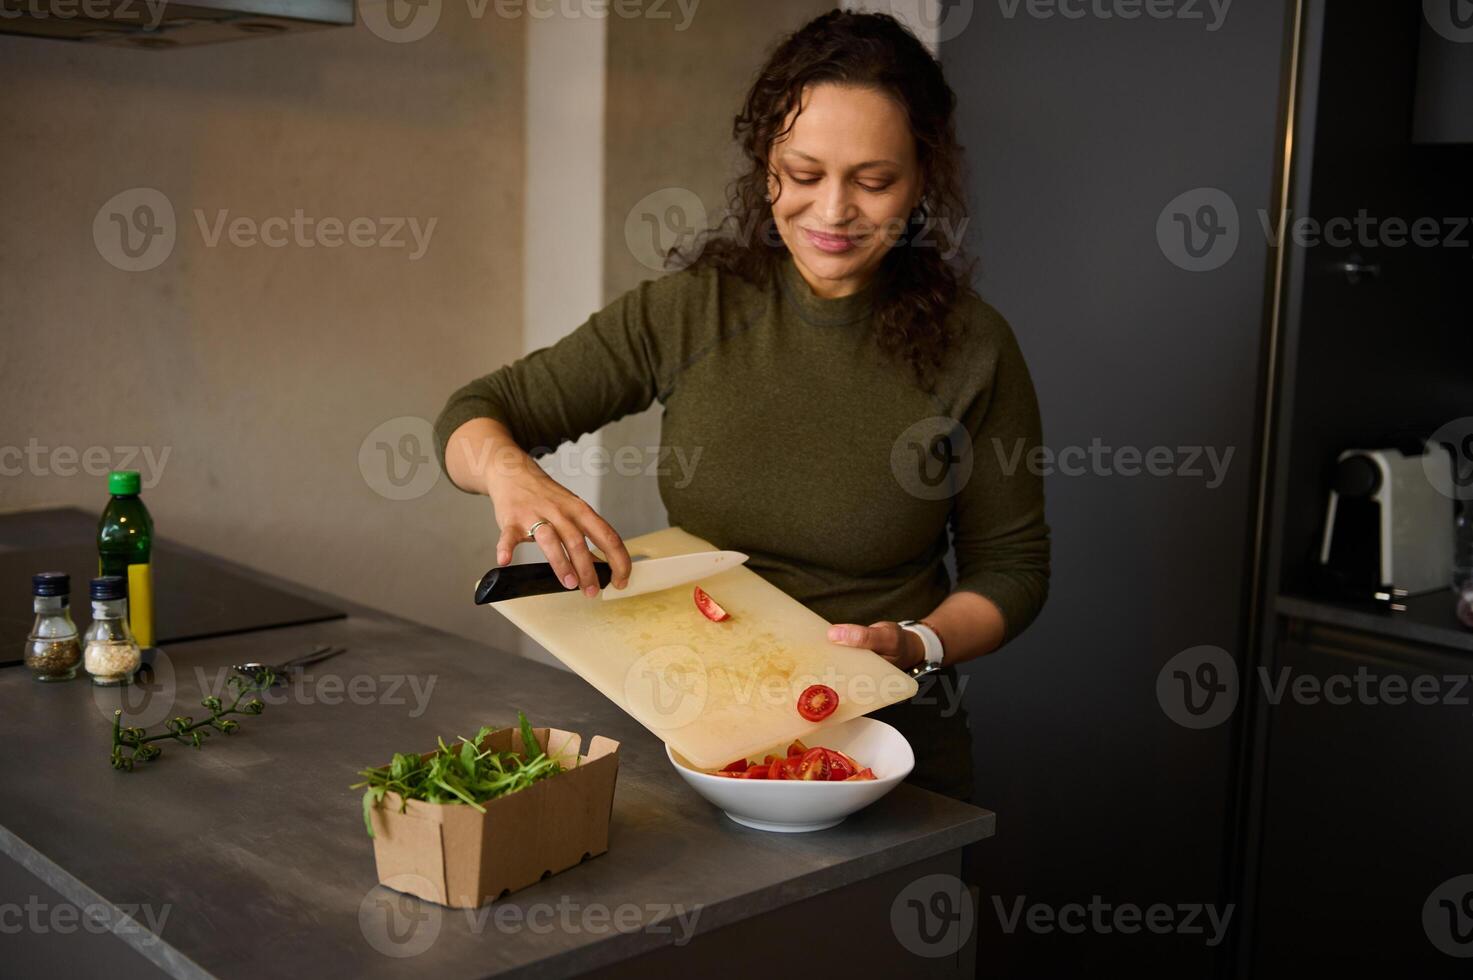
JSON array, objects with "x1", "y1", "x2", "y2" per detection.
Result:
[{"x1": 473, "y1": 550, "x2": 748, "y2": 605}]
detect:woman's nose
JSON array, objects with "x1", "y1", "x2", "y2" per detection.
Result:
[{"x1": 817, "y1": 181, "x2": 858, "y2": 227}]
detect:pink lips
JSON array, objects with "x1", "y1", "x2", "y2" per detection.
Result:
[{"x1": 803, "y1": 227, "x2": 858, "y2": 254}]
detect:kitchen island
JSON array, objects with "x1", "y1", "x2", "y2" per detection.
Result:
[{"x1": 0, "y1": 510, "x2": 993, "y2": 979}]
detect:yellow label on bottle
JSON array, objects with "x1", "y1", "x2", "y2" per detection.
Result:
[{"x1": 127, "y1": 562, "x2": 154, "y2": 649}]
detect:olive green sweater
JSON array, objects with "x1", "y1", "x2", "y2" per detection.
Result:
[{"x1": 434, "y1": 253, "x2": 1050, "y2": 643}]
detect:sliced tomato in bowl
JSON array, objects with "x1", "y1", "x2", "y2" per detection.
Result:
[
  {"x1": 698, "y1": 738, "x2": 877, "y2": 782},
  {"x1": 822, "y1": 749, "x2": 857, "y2": 781},
  {"x1": 796, "y1": 747, "x2": 832, "y2": 781}
]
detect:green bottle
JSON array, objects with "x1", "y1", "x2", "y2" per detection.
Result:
[{"x1": 98, "y1": 470, "x2": 155, "y2": 649}]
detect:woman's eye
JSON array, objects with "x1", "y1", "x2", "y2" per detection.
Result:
[{"x1": 786, "y1": 174, "x2": 892, "y2": 191}]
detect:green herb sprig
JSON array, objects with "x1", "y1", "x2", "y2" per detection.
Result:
[
  {"x1": 110, "y1": 669, "x2": 275, "y2": 771},
  {"x1": 352, "y1": 711, "x2": 567, "y2": 838}
]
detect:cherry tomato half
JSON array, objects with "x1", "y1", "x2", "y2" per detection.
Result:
[
  {"x1": 693, "y1": 586, "x2": 730, "y2": 622},
  {"x1": 797, "y1": 684, "x2": 839, "y2": 721},
  {"x1": 823, "y1": 749, "x2": 857, "y2": 781},
  {"x1": 797, "y1": 747, "x2": 831, "y2": 781}
]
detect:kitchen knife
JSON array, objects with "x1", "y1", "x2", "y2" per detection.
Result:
[{"x1": 474, "y1": 550, "x2": 748, "y2": 604}]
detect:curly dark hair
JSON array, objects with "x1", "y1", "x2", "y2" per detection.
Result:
[{"x1": 669, "y1": 9, "x2": 977, "y2": 389}]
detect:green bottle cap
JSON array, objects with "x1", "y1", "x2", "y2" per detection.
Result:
[{"x1": 108, "y1": 471, "x2": 141, "y2": 496}]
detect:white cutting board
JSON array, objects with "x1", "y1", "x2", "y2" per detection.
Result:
[{"x1": 490, "y1": 527, "x2": 918, "y2": 770}]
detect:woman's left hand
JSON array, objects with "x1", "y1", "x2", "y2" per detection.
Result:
[{"x1": 827, "y1": 622, "x2": 923, "y2": 671}]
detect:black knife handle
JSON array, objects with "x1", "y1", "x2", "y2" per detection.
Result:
[{"x1": 474, "y1": 560, "x2": 613, "y2": 604}]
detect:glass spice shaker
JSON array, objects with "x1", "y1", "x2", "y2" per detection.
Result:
[
  {"x1": 83, "y1": 576, "x2": 141, "y2": 687},
  {"x1": 24, "y1": 572, "x2": 83, "y2": 682}
]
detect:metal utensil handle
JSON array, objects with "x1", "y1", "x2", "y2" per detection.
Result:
[
  {"x1": 284, "y1": 646, "x2": 348, "y2": 669},
  {"x1": 276, "y1": 644, "x2": 334, "y2": 668},
  {"x1": 474, "y1": 560, "x2": 613, "y2": 604}
]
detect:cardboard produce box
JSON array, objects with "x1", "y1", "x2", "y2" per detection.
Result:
[{"x1": 367, "y1": 725, "x2": 620, "y2": 908}]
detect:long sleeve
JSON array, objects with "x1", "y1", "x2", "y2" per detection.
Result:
[
  {"x1": 433, "y1": 265, "x2": 710, "y2": 481},
  {"x1": 948, "y1": 315, "x2": 1051, "y2": 644}
]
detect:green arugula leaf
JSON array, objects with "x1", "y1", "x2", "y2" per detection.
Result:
[
  {"x1": 351, "y1": 712, "x2": 566, "y2": 837},
  {"x1": 518, "y1": 711, "x2": 540, "y2": 763}
]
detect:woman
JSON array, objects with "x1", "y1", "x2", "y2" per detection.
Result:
[{"x1": 433, "y1": 11, "x2": 1049, "y2": 804}]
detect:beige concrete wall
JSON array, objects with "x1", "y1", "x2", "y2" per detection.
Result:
[
  {"x1": 0, "y1": 1, "x2": 839, "y2": 659},
  {"x1": 507, "y1": 1, "x2": 835, "y2": 668},
  {"x1": 0, "y1": 10, "x2": 527, "y2": 651},
  {"x1": 598, "y1": 0, "x2": 838, "y2": 541}
]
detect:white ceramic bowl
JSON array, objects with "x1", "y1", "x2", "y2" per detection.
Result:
[{"x1": 666, "y1": 717, "x2": 915, "y2": 832}]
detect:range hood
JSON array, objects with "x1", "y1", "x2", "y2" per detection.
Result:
[{"x1": 0, "y1": 0, "x2": 354, "y2": 48}]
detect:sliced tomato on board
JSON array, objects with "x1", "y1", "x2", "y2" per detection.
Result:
[
  {"x1": 693, "y1": 586, "x2": 730, "y2": 622},
  {"x1": 796, "y1": 684, "x2": 839, "y2": 721}
]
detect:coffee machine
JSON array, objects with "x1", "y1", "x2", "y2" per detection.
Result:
[{"x1": 1318, "y1": 445, "x2": 1455, "y2": 599}]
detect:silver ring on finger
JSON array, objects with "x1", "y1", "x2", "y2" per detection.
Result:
[{"x1": 525, "y1": 519, "x2": 552, "y2": 541}]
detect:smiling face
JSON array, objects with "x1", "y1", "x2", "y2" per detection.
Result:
[{"x1": 767, "y1": 82, "x2": 925, "y2": 300}]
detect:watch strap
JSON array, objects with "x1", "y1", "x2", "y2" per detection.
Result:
[{"x1": 899, "y1": 619, "x2": 944, "y2": 674}]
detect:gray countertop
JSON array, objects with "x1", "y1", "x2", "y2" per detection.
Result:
[{"x1": 0, "y1": 514, "x2": 995, "y2": 979}]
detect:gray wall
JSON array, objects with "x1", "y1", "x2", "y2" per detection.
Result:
[
  {"x1": 596, "y1": 0, "x2": 839, "y2": 540},
  {"x1": 944, "y1": 2, "x2": 1291, "y2": 974},
  {"x1": 0, "y1": 2, "x2": 832, "y2": 663},
  {"x1": 0, "y1": 10, "x2": 526, "y2": 654}
]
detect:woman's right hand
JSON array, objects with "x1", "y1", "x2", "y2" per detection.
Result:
[
  {"x1": 446, "y1": 417, "x2": 632, "y2": 596},
  {"x1": 485, "y1": 453, "x2": 632, "y2": 597}
]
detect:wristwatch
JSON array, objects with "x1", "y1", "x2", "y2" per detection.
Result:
[{"x1": 898, "y1": 619, "x2": 945, "y2": 678}]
